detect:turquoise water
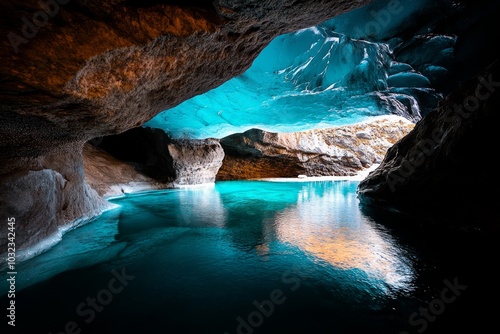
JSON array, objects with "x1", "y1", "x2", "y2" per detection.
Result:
[{"x1": 1, "y1": 181, "x2": 490, "y2": 333}]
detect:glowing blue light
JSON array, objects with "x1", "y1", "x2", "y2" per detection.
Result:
[{"x1": 146, "y1": 0, "x2": 450, "y2": 139}]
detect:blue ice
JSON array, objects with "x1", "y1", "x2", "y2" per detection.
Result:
[{"x1": 146, "y1": 0, "x2": 454, "y2": 139}]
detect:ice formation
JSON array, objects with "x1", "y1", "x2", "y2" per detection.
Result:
[{"x1": 146, "y1": 0, "x2": 457, "y2": 139}]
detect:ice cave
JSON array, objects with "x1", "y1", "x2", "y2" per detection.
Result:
[{"x1": 0, "y1": 0, "x2": 498, "y2": 333}]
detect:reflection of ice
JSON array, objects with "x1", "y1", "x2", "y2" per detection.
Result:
[
  {"x1": 2, "y1": 181, "x2": 414, "y2": 302},
  {"x1": 272, "y1": 181, "x2": 414, "y2": 291}
]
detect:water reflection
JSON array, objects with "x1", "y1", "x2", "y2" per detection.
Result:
[
  {"x1": 215, "y1": 180, "x2": 415, "y2": 294},
  {"x1": 3, "y1": 181, "x2": 414, "y2": 299},
  {"x1": 271, "y1": 181, "x2": 414, "y2": 291},
  {"x1": 2, "y1": 180, "x2": 420, "y2": 334},
  {"x1": 115, "y1": 185, "x2": 227, "y2": 238}
]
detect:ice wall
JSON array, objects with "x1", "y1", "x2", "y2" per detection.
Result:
[{"x1": 146, "y1": 0, "x2": 459, "y2": 139}]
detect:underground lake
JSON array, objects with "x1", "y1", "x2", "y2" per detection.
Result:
[{"x1": 1, "y1": 180, "x2": 495, "y2": 333}]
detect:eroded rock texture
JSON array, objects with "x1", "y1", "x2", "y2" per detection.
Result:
[
  {"x1": 86, "y1": 126, "x2": 224, "y2": 189},
  {"x1": 168, "y1": 138, "x2": 224, "y2": 186},
  {"x1": 0, "y1": 143, "x2": 109, "y2": 251},
  {"x1": 217, "y1": 116, "x2": 414, "y2": 180},
  {"x1": 358, "y1": 61, "x2": 500, "y2": 231},
  {"x1": 0, "y1": 0, "x2": 372, "y2": 250}
]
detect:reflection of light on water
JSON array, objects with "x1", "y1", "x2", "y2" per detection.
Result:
[
  {"x1": 177, "y1": 186, "x2": 227, "y2": 227},
  {"x1": 255, "y1": 243, "x2": 270, "y2": 257},
  {"x1": 274, "y1": 181, "x2": 414, "y2": 292}
]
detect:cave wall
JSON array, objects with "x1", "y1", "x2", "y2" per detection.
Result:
[
  {"x1": 358, "y1": 60, "x2": 500, "y2": 231},
  {"x1": 0, "y1": 143, "x2": 109, "y2": 251},
  {"x1": 1, "y1": 0, "x2": 373, "y2": 159},
  {"x1": 89, "y1": 127, "x2": 224, "y2": 187},
  {"x1": 84, "y1": 134, "x2": 224, "y2": 196}
]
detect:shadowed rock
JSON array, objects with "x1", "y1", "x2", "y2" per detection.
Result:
[
  {"x1": 0, "y1": 143, "x2": 109, "y2": 251},
  {"x1": 87, "y1": 127, "x2": 224, "y2": 187},
  {"x1": 358, "y1": 61, "x2": 500, "y2": 231},
  {"x1": 83, "y1": 143, "x2": 172, "y2": 198}
]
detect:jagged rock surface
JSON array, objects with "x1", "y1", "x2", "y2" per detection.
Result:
[
  {"x1": 1, "y1": 0, "x2": 372, "y2": 159},
  {"x1": 217, "y1": 116, "x2": 414, "y2": 180},
  {"x1": 358, "y1": 61, "x2": 500, "y2": 231},
  {"x1": 168, "y1": 138, "x2": 225, "y2": 186}
]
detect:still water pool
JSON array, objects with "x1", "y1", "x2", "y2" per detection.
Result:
[{"x1": 1, "y1": 181, "x2": 492, "y2": 333}]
